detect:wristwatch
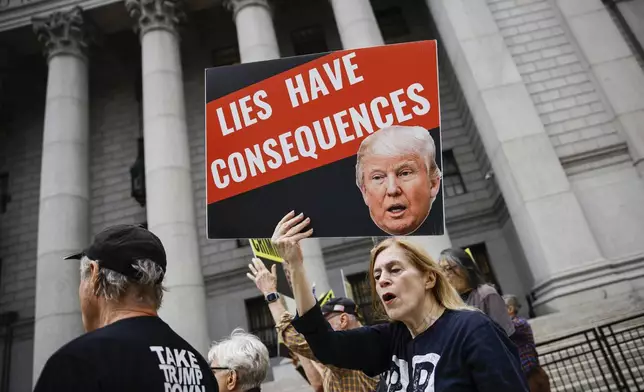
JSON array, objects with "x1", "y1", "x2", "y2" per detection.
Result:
[{"x1": 265, "y1": 292, "x2": 280, "y2": 303}]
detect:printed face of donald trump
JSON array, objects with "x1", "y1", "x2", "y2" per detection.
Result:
[{"x1": 356, "y1": 126, "x2": 441, "y2": 236}]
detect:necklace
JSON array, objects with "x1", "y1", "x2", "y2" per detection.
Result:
[{"x1": 412, "y1": 304, "x2": 445, "y2": 337}]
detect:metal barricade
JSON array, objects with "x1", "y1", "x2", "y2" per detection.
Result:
[{"x1": 536, "y1": 313, "x2": 644, "y2": 392}]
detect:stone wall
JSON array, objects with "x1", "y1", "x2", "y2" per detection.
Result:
[
  {"x1": 487, "y1": 0, "x2": 625, "y2": 160},
  {"x1": 0, "y1": 55, "x2": 46, "y2": 320},
  {"x1": 89, "y1": 32, "x2": 147, "y2": 235},
  {"x1": 0, "y1": 53, "x2": 46, "y2": 392}
]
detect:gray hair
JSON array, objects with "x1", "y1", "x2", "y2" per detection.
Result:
[
  {"x1": 80, "y1": 256, "x2": 166, "y2": 310},
  {"x1": 355, "y1": 125, "x2": 441, "y2": 189},
  {"x1": 438, "y1": 248, "x2": 486, "y2": 290},
  {"x1": 503, "y1": 294, "x2": 522, "y2": 311},
  {"x1": 207, "y1": 328, "x2": 270, "y2": 391}
]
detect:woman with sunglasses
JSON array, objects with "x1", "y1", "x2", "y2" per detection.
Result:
[{"x1": 274, "y1": 211, "x2": 528, "y2": 392}]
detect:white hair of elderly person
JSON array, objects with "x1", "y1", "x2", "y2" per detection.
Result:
[
  {"x1": 355, "y1": 125, "x2": 442, "y2": 236},
  {"x1": 208, "y1": 328, "x2": 270, "y2": 392}
]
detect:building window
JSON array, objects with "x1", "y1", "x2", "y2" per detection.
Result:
[
  {"x1": 347, "y1": 272, "x2": 386, "y2": 325},
  {"x1": 0, "y1": 172, "x2": 10, "y2": 213},
  {"x1": 465, "y1": 243, "x2": 502, "y2": 294},
  {"x1": 212, "y1": 45, "x2": 240, "y2": 67},
  {"x1": 442, "y1": 150, "x2": 467, "y2": 197},
  {"x1": 291, "y1": 25, "x2": 328, "y2": 55},
  {"x1": 375, "y1": 7, "x2": 410, "y2": 44},
  {"x1": 245, "y1": 296, "x2": 278, "y2": 357}
]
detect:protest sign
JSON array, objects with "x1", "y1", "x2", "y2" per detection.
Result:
[
  {"x1": 318, "y1": 289, "x2": 335, "y2": 306},
  {"x1": 205, "y1": 40, "x2": 444, "y2": 239},
  {"x1": 249, "y1": 238, "x2": 293, "y2": 297}
]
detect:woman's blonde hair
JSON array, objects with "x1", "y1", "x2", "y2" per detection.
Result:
[{"x1": 369, "y1": 237, "x2": 473, "y2": 320}]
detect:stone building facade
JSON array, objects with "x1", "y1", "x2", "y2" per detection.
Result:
[{"x1": 0, "y1": 0, "x2": 643, "y2": 390}]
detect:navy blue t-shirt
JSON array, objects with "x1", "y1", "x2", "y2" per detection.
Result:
[{"x1": 292, "y1": 303, "x2": 528, "y2": 392}]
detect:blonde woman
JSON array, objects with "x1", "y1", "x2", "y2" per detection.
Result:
[{"x1": 272, "y1": 211, "x2": 528, "y2": 392}]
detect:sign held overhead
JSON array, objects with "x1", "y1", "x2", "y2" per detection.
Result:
[{"x1": 205, "y1": 40, "x2": 444, "y2": 239}]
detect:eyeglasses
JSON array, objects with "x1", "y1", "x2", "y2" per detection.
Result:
[
  {"x1": 211, "y1": 366, "x2": 234, "y2": 374},
  {"x1": 440, "y1": 264, "x2": 458, "y2": 274}
]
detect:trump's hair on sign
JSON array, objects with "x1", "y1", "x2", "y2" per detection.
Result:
[{"x1": 355, "y1": 125, "x2": 441, "y2": 189}]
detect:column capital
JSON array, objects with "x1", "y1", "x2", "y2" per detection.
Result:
[
  {"x1": 32, "y1": 6, "x2": 93, "y2": 61},
  {"x1": 223, "y1": 0, "x2": 271, "y2": 19},
  {"x1": 125, "y1": 0, "x2": 186, "y2": 37}
]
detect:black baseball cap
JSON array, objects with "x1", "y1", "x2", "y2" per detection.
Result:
[
  {"x1": 64, "y1": 224, "x2": 167, "y2": 281},
  {"x1": 321, "y1": 297, "x2": 359, "y2": 317}
]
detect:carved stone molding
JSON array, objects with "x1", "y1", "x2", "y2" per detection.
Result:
[
  {"x1": 223, "y1": 0, "x2": 271, "y2": 20},
  {"x1": 125, "y1": 0, "x2": 186, "y2": 36},
  {"x1": 32, "y1": 6, "x2": 92, "y2": 61}
]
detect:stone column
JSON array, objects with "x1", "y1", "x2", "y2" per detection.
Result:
[
  {"x1": 425, "y1": 0, "x2": 607, "y2": 312},
  {"x1": 329, "y1": 0, "x2": 384, "y2": 49},
  {"x1": 125, "y1": 0, "x2": 210, "y2": 355},
  {"x1": 300, "y1": 238, "x2": 332, "y2": 298},
  {"x1": 31, "y1": 6, "x2": 91, "y2": 382},
  {"x1": 223, "y1": 0, "x2": 332, "y2": 298},
  {"x1": 556, "y1": 0, "x2": 644, "y2": 178},
  {"x1": 224, "y1": 0, "x2": 280, "y2": 63},
  {"x1": 406, "y1": 231, "x2": 453, "y2": 261}
]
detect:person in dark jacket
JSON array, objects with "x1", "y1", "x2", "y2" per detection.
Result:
[{"x1": 270, "y1": 211, "x2": 528, "y2": 392}]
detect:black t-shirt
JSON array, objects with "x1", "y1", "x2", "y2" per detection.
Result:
[
  {"x1": 292, "y1": 303, "x2": 528, "y2": 392},
  {"x1": 33, "y1": 316, "x2": 218, "y2": 392}
]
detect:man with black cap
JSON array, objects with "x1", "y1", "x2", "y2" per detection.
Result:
[
  {"x1": 319, "y1": 297, "x2": 365, "y2": 332},
  {"x1": 247, "y1": 257, "x2": 379, "y2": 392},
  {"x1": 33, "y1": 224, "x2": 218, "y2": 392}
]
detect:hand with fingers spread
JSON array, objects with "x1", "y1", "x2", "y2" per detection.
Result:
[
  {"x1": 271, "y1": 211, "x2": 314, "y2": 267},
  {"x1": 246, "y1": 257, "x2": 278, "y2": 295}
]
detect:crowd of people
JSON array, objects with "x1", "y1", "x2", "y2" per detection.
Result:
[{"x1": 31, "y1": 218, "x2": 551, "y2": 392}]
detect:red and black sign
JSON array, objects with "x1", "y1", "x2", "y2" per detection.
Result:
[{"x1": 205, "y1": 41, "x2": 444, "y2": 239}]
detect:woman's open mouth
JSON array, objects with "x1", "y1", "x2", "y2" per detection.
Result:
[{"x1": 382, "y1": 292, "x2": 397, "y2": 305}]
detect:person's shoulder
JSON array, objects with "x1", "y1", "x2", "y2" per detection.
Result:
[
  {"x1": 39, "y1": 330, "x2": 105, "y2": 375},
  {"x1": 513, "y1": 316, "x2": 529, "y2": 326},
  {"x1": 53, "y1": 329, "x2": 103, "y2": 358},
  {"x1": 512, "y1": 316, "x2": 534, "y2": 334},
  {"x1": 367, "y1": 320, "x2": 405, "y2": 338},
  {"x1": 34, "y1": 335, "x2": 102, "y2": 392},
  {"x1": 476, "y1": 284, "x2": 501, "y2": 298},
  {"x1": 443, "y1": 308, "x2": 494, "y2": 331},
  {"x1": 453, "y1": 309, "x2": 515, "y2": 344},
  {"x1": 55, "y1": 317, "x2": 169, "y2": 355}
]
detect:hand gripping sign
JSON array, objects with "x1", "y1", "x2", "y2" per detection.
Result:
[{"x1": 205, "y1": 40, "x2": 444, "y2": 239}]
